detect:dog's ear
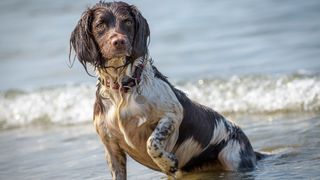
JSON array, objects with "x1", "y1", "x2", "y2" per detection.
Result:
[
  {"x1": 69, "y1": 8, "x2": 101, "y2": 73},
  {"x1": 130, "y1": 6, "x2": 150, "y2": 60}
]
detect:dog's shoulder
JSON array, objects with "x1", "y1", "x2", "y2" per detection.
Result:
[{"x1": 151, "y1": 65, "x2": 187, "y2": 103}]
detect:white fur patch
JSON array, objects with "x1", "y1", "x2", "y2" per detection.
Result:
[
  {"x1": 105, "y1": 105, "x2": 116, "y2": 124},
  {"x1": 174, "y1": 138, "x2": 203, "y2": 168},
  {"x1": 209, "y1": 119, "x2": 230, "y2": 145},
  {"x1": 218, "y1": 140, "x2": 241, "y2": 170}
]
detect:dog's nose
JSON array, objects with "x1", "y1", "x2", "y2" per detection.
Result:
[{"x1": 112, "y1": 38, "x2": 126, "y2": 49}]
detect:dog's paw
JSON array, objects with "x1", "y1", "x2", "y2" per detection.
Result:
[{"x1": 153, "y1": 152, "x2": 179, "y2": 175}]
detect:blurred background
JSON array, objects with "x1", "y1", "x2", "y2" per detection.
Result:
[{"x1": 0, "y1": 0, "x2": 319, "y2": 179}]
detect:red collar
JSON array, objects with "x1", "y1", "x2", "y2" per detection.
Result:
[{"x1": 100, "y1": 63, "x2": 145, "y2": 93}]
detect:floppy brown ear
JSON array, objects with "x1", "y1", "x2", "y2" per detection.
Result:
[
  {"x1": 69, "y1": 8, "x2": 102, "y2": 72},
  {"x1": 130, "y1": 6, "x2": 150, "y2": 60}
]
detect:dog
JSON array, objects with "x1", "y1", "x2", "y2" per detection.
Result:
[{"x1": 70, "y1": 1, "x2": 265, "y2": 179}]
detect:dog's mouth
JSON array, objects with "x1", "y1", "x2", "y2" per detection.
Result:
[
  {"x1": 104, "y1": 45, "x2": 132, "y2": 60},
  {"x1": 113, "y1": 49, "x2": 131, "y2": 58}
]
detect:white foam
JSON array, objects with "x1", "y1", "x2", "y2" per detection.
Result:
[
  {"x1": 179, "y1": 74, "x2": 320, "y2": 114},
  {"x1": 0, "y1": 74, "x2": 319, "y2": 129},
  {"x1": 0, "y1": 84, "x2": 95, "y2": 129}
]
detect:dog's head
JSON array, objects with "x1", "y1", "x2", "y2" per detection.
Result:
[{"x1": 70, "y1": 1, "x2": 150, "y2": 72}]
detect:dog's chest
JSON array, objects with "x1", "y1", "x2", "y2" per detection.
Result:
[
  {"x1": 101, "y1": 95, "x2": 159, "y2": 144},
  {"x1": 98, "y1": 98, "x2": 161, "y2": 169}
]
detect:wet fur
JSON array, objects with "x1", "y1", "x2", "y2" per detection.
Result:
[{"x1": 70, "y1": 1, "x2": 264, "y2": 180}]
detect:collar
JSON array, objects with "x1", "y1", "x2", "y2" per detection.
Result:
[{"x1": 99, "y1": 60, "x2": 145, "y2": 93}]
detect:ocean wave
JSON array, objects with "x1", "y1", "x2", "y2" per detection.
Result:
[
  {"x1": 0, "y1": 74, "x2": 319, "y2": 129},
  {"x1": 0, "y1": 84, "x2": 95, "y2": 129},
  {"x1": 179, "y1": 74, "x2": 320, "y2": 114}
]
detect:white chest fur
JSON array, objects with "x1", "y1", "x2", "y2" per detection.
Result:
[{"x1": 97, "y1": 60, "x2": 183, "y2": 150}]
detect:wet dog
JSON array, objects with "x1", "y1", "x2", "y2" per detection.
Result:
[{"x1": 70, "y1": 1, "x2": 265, "y2": 179}]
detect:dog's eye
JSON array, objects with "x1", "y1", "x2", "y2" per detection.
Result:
[
  {"x1": 124, "y1": 19, "x2": 133, "y2": 26},
  {"x1": 96, "y1": 23, "x2": 106, "y2": 30}
]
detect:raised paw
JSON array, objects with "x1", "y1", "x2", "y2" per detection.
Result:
[
  {"x1": 153, "y1": 151, "x2": 179, "y2": 175},
  {"x1": 168, "y1": 154, "x2": 178, "y2": 174}
]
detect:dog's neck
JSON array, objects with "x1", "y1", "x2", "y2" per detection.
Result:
[
  {"x1": 98, "y1": 57, "x2": 128, "y2": 81},
  {"x1": 97, "y1": 56, "x2": 148, "y2": 96}
]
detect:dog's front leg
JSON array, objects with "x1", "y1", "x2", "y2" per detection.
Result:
[
  {"x1": 105, "y1": 144, "x2": 126, "y2": 180},
  {"x1": 99, "y1": 133, "x2": 127, "y2": 180},
  {"x1": 147, "y1": 113, "x2": 180, "y2": 176}
]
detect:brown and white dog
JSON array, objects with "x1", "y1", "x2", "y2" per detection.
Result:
[{"x1": 70, "y1": 1, "x2": 265, "y2": 179}]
